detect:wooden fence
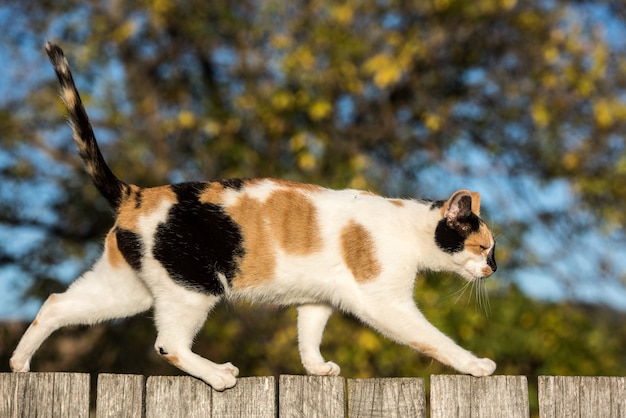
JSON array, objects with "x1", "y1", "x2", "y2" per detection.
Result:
[{"x1": 1, "y1": 373, "x2": 625, "y2": 417}]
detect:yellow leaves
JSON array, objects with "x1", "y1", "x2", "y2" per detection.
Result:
[
  {"x1": 330, "y1": 4, "x2": 354, "y2": 25},
  {"x1": 346, "y1": 154, "x2": 370, "y2": 190},
  {"x1": 561, "y1": 152, "x2": 580, "y2": 171},
  {"x1": 149, "y1": 0, "x2": 174, "y2": 17},
  {"x1": 543, "y1": 46, "x2": 559, "y2": 65},
  {"x1": 271, "y1": 91, "x2": 293, "y2": 111},
  {"x1": 289, "y1": 132, "x2": 325, "y2": 172},
  {"x1": 364, "y1": 53, "x2": 403, "y2": 88},
  {"x1": 592, "y1": 98, "x2": 626, "y2": 129},
  {"x1": 270, "y1": 33, "x2": 292, "y2": 49},
  {"x1": 202, "y1": 119, "x2": 221, "y2": 136},
  {"x1": 358, "y1": 331, "x2": 381, "y2": 352},
  {"x1": 531, "y1": 102, "x2": 550, "y2": 128},
  {"x1": 501, "y1": 0, "x2": 517, "y2": 10},
  {"x1": 146, "y1": 0, "x2": 174, "y2": 27},
  {"x1": 284, "y1": 46, "x2": 315, "y2": 73},
  {"x1": 423, "y1": 112, "x2": 442, "y2": 132},
  {"x1": 517, "y1": 10, "x2": 542, "y2": 30},
  {"x1": 308, "y1": 99, "x2": 332, "y2": 121},
  {"x1": 593, "y1": 99, "x2": 614, "y2": 129},
  {"x1": 176, "y1": 110, "x2": 195, "y2": 129},
  {"x1": 112, "y1": 20, "x2": 138, "y2": 43},
  {"x1": 363, "y1": 35, "x2": 422, "y2": 89},
  {"x1": 270, "y1": 89, "x2": 332, "y2": 121}
]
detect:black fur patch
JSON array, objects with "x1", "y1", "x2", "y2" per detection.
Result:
[
  {"x1": 429, "y1": 200, "x2": 445, "y2": 210},
  {"x1": 134, "y1": 189, "x2": 143, "y2": 209},
  {"x1": 487, "y1": 243, "x2": 497, "y2": 272},
  {"x1": 116, "y1": 228, "x2": 144, "y2": 270},
  {"x1": 434, "y1": 215, "x2": 481, "y2": 254},
  {"x1": 152, "y1": 182, "x2": 244, "y2": 295},
  {"x1": 219, "y1": 178, "x2": 246, "y2": 190}
]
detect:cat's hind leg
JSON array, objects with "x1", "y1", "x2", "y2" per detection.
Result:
[
  {"x1": 152, "y1": 287, "x2": 239, "y2": 391},
  {"x1": 297, "y1": 303, "x2": 340, "y2": 376},
  {"x1": 10, "y1": 255, "x2": 153, "y2": 373}
]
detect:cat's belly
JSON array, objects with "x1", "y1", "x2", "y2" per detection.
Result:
[{"x1": 229, "y1": 257, "x2": 362, "y2": 308}]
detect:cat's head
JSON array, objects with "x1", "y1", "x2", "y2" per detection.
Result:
[{"x1": 435, "y1": 190, "x2": 497, "y2": 281}]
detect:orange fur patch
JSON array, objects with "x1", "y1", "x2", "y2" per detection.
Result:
[
  {"x1": 470, "y1": 192, "x2": 481, "y2": 215},
  {"x1": 465, "y1": 226, "x2": 494, "y2": 255},
  {"x1": 199, "y1": 182, "x2": 225, "y2": 204},
  {"x1": 340, "y1": 220, "x2": 381, "y2": 283},
  {"x1": 116, "y1": 185, "x2": 177, "y2": 231},
  {"x1": 105, "y1": 230, "x2": 125, "y2": 269},
  {"x1": 162, "y1": 354, "x2": 181, "y2": 368},
  {"x1": 389, "y1": 199, "x2": 405, "y2": 207},
  {"x1": 227, "y1": 195, "x2": 276, "y2": 289},
  {"x1": 409, "y1": 341, "x2": 439, "y2": 359},
  {"x1": 482, "y1": 265, "x2": 495, "y2": 276},
  {"x1": 265, "y1": 189, "x2": 323, "y2": 255}
]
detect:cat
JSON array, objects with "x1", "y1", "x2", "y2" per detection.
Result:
[{"x1": 10, "y1": 42, "x2": 497, "y2": 391}]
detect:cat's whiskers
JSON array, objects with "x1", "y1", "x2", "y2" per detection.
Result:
[
  {"x1": 445, "y1": 280, "x2": 472, "y2": 306},
  {"x1": 475, "y1": 279, "x2": 492, "y2": 316}
]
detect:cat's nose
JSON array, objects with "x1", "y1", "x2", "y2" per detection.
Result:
[{"x1": 487, "y1": 246, "x2": 497, "y2": 273}]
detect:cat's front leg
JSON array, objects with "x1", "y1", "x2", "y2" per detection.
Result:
[
  {"x1": 152, "y1": 290, "x2": 239, "y2": 391},
  {"x1": 357, "y1": 299, "x2": 496, "y2": 377},
  {"x1": 297, "y1": 304, "x2": 340, "y2": 376}
]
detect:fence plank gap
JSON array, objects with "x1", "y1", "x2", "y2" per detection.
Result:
[
  {"x1": 347, "y1": 377, "x2": 426, "y2": 418},
  {"x1": 96, "y1": 374, "x2": 145, "y2": 418},
  {"x1": 279, "y1": 375, "x2": 345, "y2": 418},
  {"x1": 538, "y1": 375, "x2": 626, "y2": 418},
  {"x1": 0, "y1": 372, "x2": 90, "y2": 418},
  {"x1": 431, "y1": 374, "x2": 529, "y2": 418}
]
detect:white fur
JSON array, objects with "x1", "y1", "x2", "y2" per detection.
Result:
[{"x1": 11, "y1": 185, "x2": 496, "y2": 391}]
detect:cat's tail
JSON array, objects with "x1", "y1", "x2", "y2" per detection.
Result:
[{"x1": 45, "y1": 42, "x2": 130, "y2": 211}]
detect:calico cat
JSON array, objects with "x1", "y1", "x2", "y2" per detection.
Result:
[{"x1": 10, "y1": 43, "x2": 497, "y2": 390}]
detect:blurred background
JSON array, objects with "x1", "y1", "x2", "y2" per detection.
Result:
[{"x1": 0, "y1": 0, "x2": 625, "y2": 413}]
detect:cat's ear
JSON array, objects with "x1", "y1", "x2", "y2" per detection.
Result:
[
  {"x1": 442, "y1": 189, "x2": 473, "y2": 222},
  {"x1": 470, "y1": 191, "x2": 481, "y2": 216}
]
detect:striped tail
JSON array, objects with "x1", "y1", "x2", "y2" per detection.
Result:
[{"x1": 45, "y1": 42, "x2": 129, "y2": 210}]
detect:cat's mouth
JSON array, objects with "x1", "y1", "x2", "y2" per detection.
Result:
[
  {"x1": 481, "y1": 265, "x2": 496, "y2": 278},
  {"x1": 461, "y1": 267, "x2": 495, "y2": 282}
]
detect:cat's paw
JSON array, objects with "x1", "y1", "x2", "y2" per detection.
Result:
[
  {"x1": 206, "y1": 369, "x2": 238, "y2": 391},
  {"x1": 305, "y1": 361, "x2": 341, "y2": 376},
  {"x1": 218, "y1": 362, "x2": 239, "y2": 377},
  {"x1": 9, "y1": 355, "x2": 30, "y2": 373},
  {"x1": 466, "y1": 357, "x2": 496, "y2": 377}
]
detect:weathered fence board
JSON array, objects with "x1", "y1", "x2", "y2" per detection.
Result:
[
  {"x1": 96, "y1": 373, "x2": 145, "y2": 418},
  {"x1": 145, "y1": 375, "x2": 212, "y2": 418},
  {"x1": 0, "y1": 372, "x2": 89, "y2": 418},
  {"x1": 539, "y1": 376, "x2": 626, "y2": 418},
  {"x1": 278, "y1": 375, "x2": 345, "y2": 418},
  {"x1": 211, "y1": 376, "x2": 275, "y2": 417},
  {"x1": 430, "y1": 375, "x2": 529, "y2": 418},
  {"x1": 3, "y1": 372, "x2": 626, "y2": 417},
  {"x1": 347, "y1": 377, "x2": 426, "y2": 418}
]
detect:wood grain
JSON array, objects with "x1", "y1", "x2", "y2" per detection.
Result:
[{"x1": 347, "y1": 377, "x2": 426, "y2": 418}]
